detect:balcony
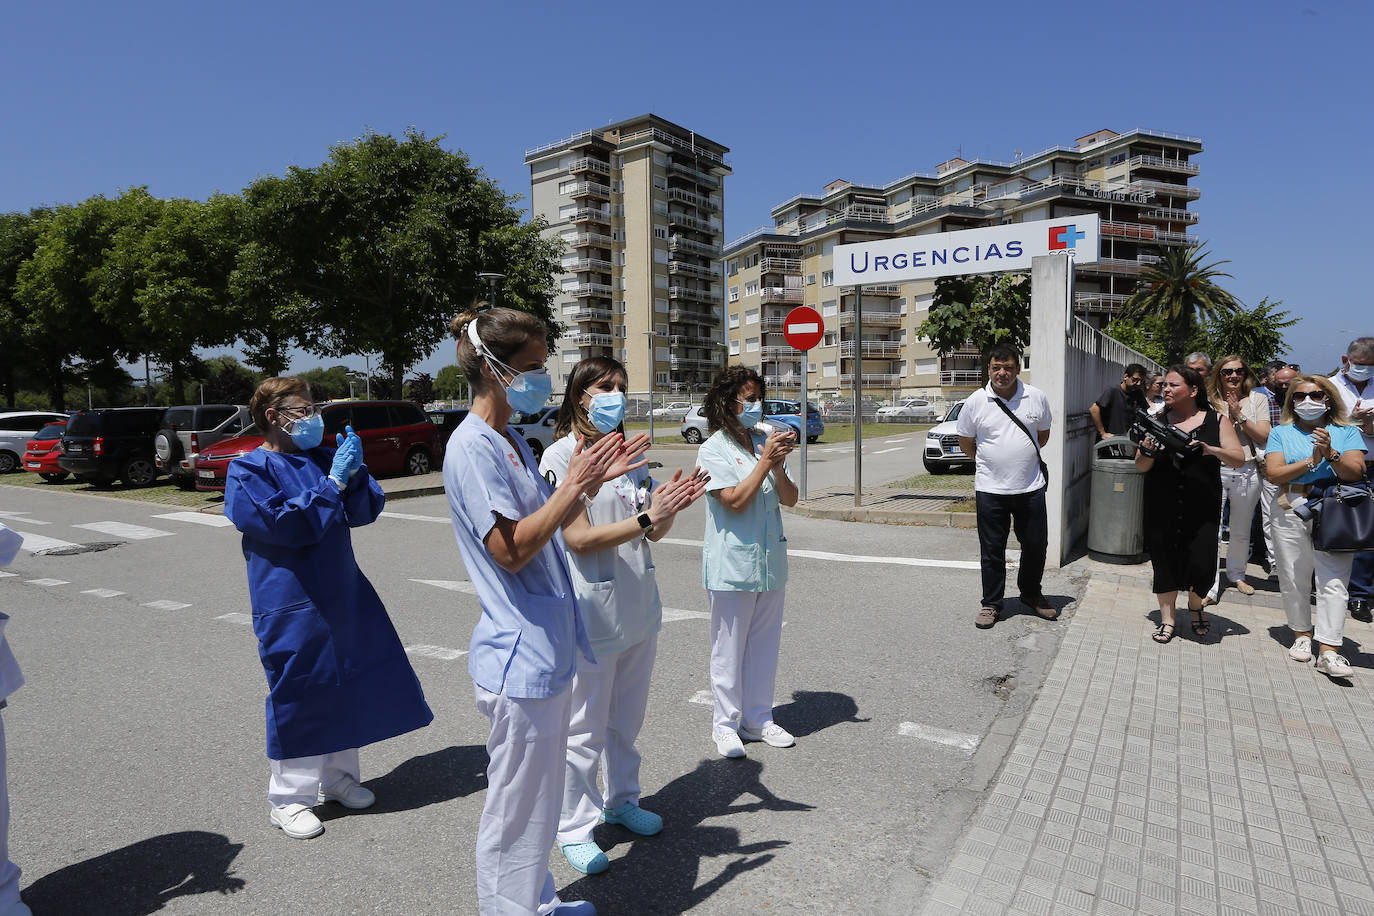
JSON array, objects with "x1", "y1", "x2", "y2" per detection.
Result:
[
  {"x1": 1141, "y1": 207, "x2": 1198, "y2": 224},
  {"x1": 566, "y1": 181, "x2": 612, "y2": 200},
  {"x1": 669, "y1": 235, "x2": 721, "y2": 257},
  {"x1": 1074, "y1": 292, "x2": 1130, "y2": 314},
  {"x1": 848, "y1": 285, "x2": 901, "y2": 296},
  {"x1": 568, "y1": 157, "x2": 612, "y2": 176},
  {"x1": 568, "y1": 231, "x2": 615, "y2": 248},
  {"x1": 940, "y1": 370, "x2": 983, "y2": 386},
  {"x1": 759, "y1": 316, "x2": 787, "y2": 332},
  {"x1": 566, "y1": 282, "x2": 615, "y2": 298},
  {"x1": 1077, "y1": 258, "x2": 1148, "y2": 276},
  {"x1": 840, "y1": 341, "x2": 903, "y2": 358},
  {"x1": 760, "y1": 287, "x2": 803, "y2": 305},
  {"x1": 840, "y1": 373, "x2": 902, "y2": 386},
  {"x1": 667, "y1": 160, "x2": 720, "y2": 187},
  {"x1": 1128, "y1": 154, "x2": 1200, "y2": 175},
  {"x1": 839, "y1": 307, "x2": 902, "y2": 327},
  {"x1": 827, "y1": 204, "x2": 891, "y2": 225},
  {"x1": 761, "y1": 345, "x2": 801, "y2": 360},
  {"x1": 666, "y1": 187, "x2": 722, "y2": 211},
  {"x1": 563, "y1": 306, "x2": 613, "y2": 321},
  {"x1": 762, "y1": 374, "x2": 803, "y2": 389},
  {"x1": 668, "y1": 260, "x2": 721, "y2": 280},
  {"x1": 570, "y1": 208, "x2": 611, "y2": 225},
  {"x1": 758, "y1": 257, "x2": 801, "y2": 275},
  {"x1": 616, "y1": 127, "x2": 728, "y2": 167},
  {"x1": 574, "y1": 333, "x2": 614, "y2": 346},
  {"x1": 668, "y1": 306, "x2": 720, "y2": 323},
  {"x1": 670, "y1": 334, "x2": 720, "y2": 348},
  {"x1": 1100, "y1": 221, "x2": 1196, "y2": 246},
  {"x1": 666, "y1": 210, "x2": 720, "y2": 233},
  {"x1": 668, "y1": 285, "x2": 718, "y2": 305},
  {"x1": 1129, "y1": 179, "x2": 1200, "y2": 201},
  {"x1": 564, "y1": 257, "x2": 614, "y2": 273},
  {"x1": 669, "y1": 354, "x2": 723, "y2": 369}
]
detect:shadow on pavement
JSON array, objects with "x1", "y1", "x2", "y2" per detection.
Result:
[
  {"x1": 561, "y1": 757, "x2": 814, "y2": 915},
  {"x1": 22, "y1": 830, "x2": 244, "y2": 915},
  {"x1": 770, "y1": 689, "x2": 869, "y2": 738},
  {"x1": 320, "y1": 744, "x2": 489, "y2": 821},
  {"x1": 1146, "y1": 607, "x2": 1251, "y2": 643}
]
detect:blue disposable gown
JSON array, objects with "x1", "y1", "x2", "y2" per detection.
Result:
[{"x1": 225, "y1": 447, "x2": 433, "y2": 760}]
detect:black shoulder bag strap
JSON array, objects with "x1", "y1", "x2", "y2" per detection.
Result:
[{"x1": 992, "y1": 396, "x2": 1050, "y2": 488}]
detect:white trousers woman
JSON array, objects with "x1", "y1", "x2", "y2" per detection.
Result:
[
  {"x1": 1272, "y1": 501, "x2": 1354, "y2": 648},
  {"x1": 708, "y1": 590, "x2": 786, "y2": 733},
  {"x1": 1220, "y1": 463, "x2": 1263, "y2": 584}
]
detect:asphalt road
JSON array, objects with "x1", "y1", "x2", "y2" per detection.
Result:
[{"x1": 0, "y1": 446, "x2": 1070, "y2": 915}]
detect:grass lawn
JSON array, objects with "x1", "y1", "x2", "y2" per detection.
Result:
[
  {"x1": 886, "y1": 469, "x2": 975, "y2": 491},
  {"x1": 0, "y1": 471, "x2": 226, "y2": 509}
]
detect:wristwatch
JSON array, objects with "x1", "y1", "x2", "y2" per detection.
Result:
[{"x1": 636, "y1": 512, "x2": 654, "y2": 533}]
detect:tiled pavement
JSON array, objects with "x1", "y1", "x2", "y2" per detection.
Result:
[{"x1": 919, "y1": 568, "x2": 1374, "y2": 916}]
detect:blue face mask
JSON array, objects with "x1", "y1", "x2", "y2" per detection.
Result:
[
  {"x1": 738, "y1": 399, "x2": 763, "y2": 427},
  {"x1": 501, "y1": 365, "x2": 553, "y2": 415},
  {"x1": 588, "y1": 392, "x2": 626, "y2": 434},
  {"x1": 288, "y1": 414, "x2": 324, "y2": 450}
]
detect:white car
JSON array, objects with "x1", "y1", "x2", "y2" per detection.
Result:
[
  {"x1": 650, "y1": 401, "x2": 693, "y2": 418},
  {"x1": 922, "y1": 402, "x2": 973, "y2": 474},
  {"x1": 0, "y1": 410, "x2": 69, "y2": 473},
  {"x1": 876, "y1": 398, "x2": 938, "y2": 423},
  {"x1": 509, "y1": 406, "x2": 559, "y2": 461}
]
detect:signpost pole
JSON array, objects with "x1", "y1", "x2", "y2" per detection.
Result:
[
  {"x1": 853, "y1": 285, "x2": 862, "y2": 507},
  {"x1": 800, "y1": 365, "x2": 808, "y2": 501},
  {"x1": 781, "y1": 305, "x2": 824, "y2": 504}
]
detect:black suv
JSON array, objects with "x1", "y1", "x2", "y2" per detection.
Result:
[
  {"x1": 58, "y1": 407, "x2": 168, "y2": 486},
  {"x1": 154, "y1": 404, "x2": 251, "y2": 489}
]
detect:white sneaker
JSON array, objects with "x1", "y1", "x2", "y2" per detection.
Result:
[
  {"x1": 270, "y1": 803, "x2": 324, "y2": 839},
  {"x1": 1315, "y1": 651, "x2": 1354, "y2": 678},
  {"x1": 738, "y1": 722, "x2": 796, "y2": 748},
  {"x1": 1288, "y1": 635, "x2": 1313, "y2": 663},
  {"x1": 713, "y1": 727, "x2": 746, "y2": 758},
  {"x1": 318, "y1": 776, "x2": 375, "y2": 809}
]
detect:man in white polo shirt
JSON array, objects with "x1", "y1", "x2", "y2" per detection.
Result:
[
  {"x1": 957, "y1": 345, "x2": 1056, "y2": 629},
  {"x1": 1330, "y1": 336, "x2": 1374, "y2": 622}
]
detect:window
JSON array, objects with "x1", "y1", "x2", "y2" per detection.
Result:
[
  {"x1": 558, "y1": 204, "x2": 577, "y2": 219},
  {"x1": 654, "y1": 249, "x2": 668, "y2": 264},
  {"x1": 823, "y1": 361, "x2": 837, "y2": 378},
  {"x1": 744, "y1": 308, "x2": 759, "y2": 325},
  {"x1": 656, "y1": 347, "x2": 670, "y2": 360},
  {"x1": 729, "y1": 339, "x2": 741, "y2": 355},
  {"x1": 808, "y1": 362, "x2": 817, "y2": 373},
  {"x1": 916, "y1": 358, "x2": 937, "y2": 375},
  {"x1": 821, "y1": 270, "x2": 833, "y2": 286},
  {"x1": 653, "y1": 176, "x2": 667, "y2": 190},
  {"x1": 655, "y1": 372, "x2": 669, "y2": 385},
  {"x1": 806, "y1": 244, "x2": 816, "y2": 255},
  {"x1": 653, "y1": 225, "x2": 668, "y2": 240},
  {"x1": 558, "y1": 180, "x2": 577, "y2": 194},
  {"x1": 823, "y1": 331, "x2": 837, "y2": 347},
  {"x1": 914, "y1": 294, "x2": 933, "y2": 312},
  {"x1": 822, "y1": 300, "x2": 838, "y2": 317},
  {"x1": 729, "y1": 312, "x2": 740, "y2": 329},
  {"x1": 614, "y1": 326, "x2": 627, "y2": 338},
  {"x1": 729, "y1": 286, "x2": 739, "y2": 303},
  {"x1": 727, "y1": 259, "x2": 739, "y2": 275},
  {"x1": 654, "y1": 274, "x2": 668, "y2": 289},
  {"x1": 805, "y1": 274, "x2": 817, "y2": 285},
  {"x1": 563, "y1": 351, "x2": 580, "y2": 363},
  {"x1": 746, "y1": 337, "x2": 760, "y2": 353},
  {"x1": 746, "y1": 253, "x2": 760, "y2": 269},
  {"x1": 744, "y1": 281, "x2": 758, "y2": 296},
  {"x1": 561, "y1": 277, "x2": 579, "y2": 290},
  {"x1": 655, "y1": 297, "x2": 668, "y2": 313},
  {"x1": 897, "y1": 360, "x2": 908, "y2": 377}
]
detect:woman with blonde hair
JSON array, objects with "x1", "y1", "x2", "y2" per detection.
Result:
[
  {"x1": 1204, "y1": 355, "x2": 1272, "y2": 598},
  {"x1": 1264, "y1": 374, "x2": 1369, "y2": 679}
]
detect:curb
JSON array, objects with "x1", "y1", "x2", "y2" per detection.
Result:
[
  {"x1": 783, "y1": 503, "x2": 977, "y2": 527},
  {"x1": 382, "y1": 484, "x2": 447, "y2": 501}
]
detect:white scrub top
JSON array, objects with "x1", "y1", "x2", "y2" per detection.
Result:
[
  {"x1": 696, "y1": 429, "x2": 790, "y2": 593},
  {"x1": 540, "y1": 434, "x2": 663, "y2": 658},
  {"x1": 444, "y1": 414, "x2": 593, "y2": 698}
]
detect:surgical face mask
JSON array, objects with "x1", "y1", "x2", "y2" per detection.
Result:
[
  {"x1": 467, "y1": 319, "x2": 552, "y2": 415},
  {"x1": 588, "y1": 391, "x2": 626, "y2": 434},
  {"x1": 737, "y1": 399, "x2": 763, "y2": 426},
  {"x1": 1294, "y1": 401, "x2": 1328, "y2": 421},
  {"x1": 286, "y1": 414, "x2": 324, "y2": 449},
  {"x1": 1345, "y1": 362, "x2": 1373, "y2": 382}
]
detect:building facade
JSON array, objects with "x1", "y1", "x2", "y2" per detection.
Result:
[
  {"x1": 722, "y1": 128, "x2": 1201, "y2": 405},
  {"x1": 526, "y1": 115, "x2": 731, "y2": 397}
]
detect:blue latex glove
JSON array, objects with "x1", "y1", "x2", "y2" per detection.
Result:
[{"x1": 330, "y1": 425, "x2": 364, "y2": 485}]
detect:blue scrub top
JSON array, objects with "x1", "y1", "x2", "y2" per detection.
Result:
[
  {"x1": 696, "y1": 429, "x2": 790, "y2": 592},
  {"x1": 443, "y1": 414, "x2": 593, "y2": 698},
  {"x1": 1265, "y1": 423, "x2": 1366, "y2": 484}
]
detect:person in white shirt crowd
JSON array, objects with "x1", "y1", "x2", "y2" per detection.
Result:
[
  {"x1": 695, "y1": 365, "x2": 799, "y2": 760},
  {"x1": 443, "y1": 304, "x2": 648, "y2": 916},
  {"x1": 956, "y1": 345, "x2": 1057, "y2": 630},
  {"x1": 1185, "y1": 351, "x2": 1213, "y2": 381},
  {"x1": 1265, "y1": 374, "x2": 1369, "y2": 678},
  {"x1": 538, "y1": 357, "x2": 709, "y2": 876},
  {"x1": 1145, "y1": 372, "x2": 1167, "y2": 416},
  {"x1": 0, "y1": 526, "x2": 31, "y2": 916},
  {"x1": 1329, "y1": 337, "x2": 1374, "y2": 623},
  {"x1": 1204, "y1": 356, "x2": 1271, "y2": 600}
]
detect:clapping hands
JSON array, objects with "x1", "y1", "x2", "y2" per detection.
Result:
[
  {"x1": 646, "y1": 467, "x2": 711, "y2": 526},
  {"x1": 565, "y1": 432, "x2": 651, "y2": 498},
  {"x1": 330, "y1": 425, "x2": 364, "y2": 485}
]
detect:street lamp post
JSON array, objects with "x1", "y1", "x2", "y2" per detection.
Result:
[
  {"x1": 644, "y1": 330, "x2": 658, "y2": 441},
  {"x1": 477, "y1": 271, "x2": 505, "y2": 308},
  {"x1": 364, "y1": 354, "x2": 372, "y2": 399}
]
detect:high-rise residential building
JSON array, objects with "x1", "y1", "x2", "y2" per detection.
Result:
[
  {"x1": 525, "y1": 115, "x2": 731, "y2": 397},
  {"x1": 722, "y1": 128, "x2": 1201, "y2": 402}
]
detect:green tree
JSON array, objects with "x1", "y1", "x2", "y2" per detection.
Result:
[
  {"x1": 1198, "y1": 297, "x2": 1298, "y2": 367},
  {"x1": 916, "y1": 272, "x2": 1030, "y2": 384},
  {"x1": 406, "y1": 372, "x2": 435, "y2": 405},
  {"x1": 298, "y1": 365, "x2": 354, "y2": 401},
  {"x1": 195, "y1": 355, "x2": 261, "y2": 405},
  {"x1": 1124, "y1": 245, "x2": 1240, "y2": 365},
  {"x1": 434, "y1": 364, "x2": 468, "y2": 402},
  {"x1": 0, "y1": 209, "x2": 46, "y2": 407}
]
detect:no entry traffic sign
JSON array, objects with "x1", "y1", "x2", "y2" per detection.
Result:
[{"x1": 782, "y1": 306, "x2": 824, "y2": 351}]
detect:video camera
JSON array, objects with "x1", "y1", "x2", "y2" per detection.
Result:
[{"x1": 1127, "y1": 409, "x2": 1202, "y2": 466}]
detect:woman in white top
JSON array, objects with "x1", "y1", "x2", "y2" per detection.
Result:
[
  {"x1": 1205, "y1": 355, "x2": 1272, "y2": 599},
  {"x1": 538, "y1": 357, "x2": 709, "y2": 876}
]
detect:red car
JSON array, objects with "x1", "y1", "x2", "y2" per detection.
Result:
[
  {"x1": 22, "y1": 421, "x2": 69, "y2": 482},
  {"x1": 195, "y1": 400, "x2": 439, "y2": 491}
]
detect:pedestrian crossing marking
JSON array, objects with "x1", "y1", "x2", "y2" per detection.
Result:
[
  {"x1": 152, "y1": 512, "x2": 234, "y2": 528},
  {"x1": 74, "y1": 522, "x2": 175, "y2": 540},
  {"x1": 898, "y1": 721, "x2": 981, "y2": 753},
  {"x1": 382, "y1": 512, "x2": 449, "y2": 523},
  {"x1": 410, "y1": 579, "x2": 479, "y2": 595},
  {"x1": 662, "y1": 607, "x2": 710, "y2": 622},
  {"x1": 81, "y1": 588, "x2": 125, "y2": 598},
  {"x1": 0, "y1": 512, "x2": 47, "y2": 525},
  {"x1": 214, "y1": 613, "x2": 253, "y2": 625},
  {"x1": 142, "y1": 600, "x2": 191, "y2": 610},
  {"x1": 25, "y1": 578, "x2": 69, "y2": 587},
  {"x1": 11, "y1": 532, "x2": 79, "y2": 553},
  {"x1": 0, "y1": 572, "x2": 14, "y2": 579},
  {"x1": 405, "y1": 644, "x2": 467, "y2": 661}
]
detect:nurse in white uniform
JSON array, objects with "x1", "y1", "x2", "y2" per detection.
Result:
[
  {"x1": 539, "y1": 357, "x2": 709, "y2": 875},
  {"x1": 442, "y1": 305, "x2": 647, "y2": 916},
  {"x1": 695, "y1": 366, "x2": 799, "y2": 759},
  {"x1": 0, "y1": 526, "x2": 31, "y2": 916}
]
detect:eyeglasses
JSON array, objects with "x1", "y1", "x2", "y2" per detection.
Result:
[
  {"x1": 1293, "y1": 392, "x2": 1327, "y2": 403},
  {"x1": 1220, "y1": 368, "x2": 1246, "y2": 377},
  {"x1": 276, "y1": 404, "x2": 319, "y2": 420},
  {"x1": 1282, "y1": 363, "x2": 1300, "y2": 370}
]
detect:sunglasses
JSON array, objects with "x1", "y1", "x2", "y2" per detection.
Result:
[
  {"x1": 1293, "y1": 391, "x2": 1327, "y2": 403},
  {"x1": 1220, "y1": 368, "x2": 1246, "y2": 377}
]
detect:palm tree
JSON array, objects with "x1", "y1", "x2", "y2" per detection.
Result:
[{"x1": 1125, "y1": 245, "x2": 1240, "y2": 365}]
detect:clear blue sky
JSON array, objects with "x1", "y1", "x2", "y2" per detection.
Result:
[{"x1": 3, "y1": 1, "x2": 1368, "y2": 380}]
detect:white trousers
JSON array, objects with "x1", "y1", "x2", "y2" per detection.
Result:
[
  {"x1": 558, "y1": 633, "x2": 658, "y2": 846},
  {"x1": 1272, "y1": 502, "x2": 1353, "y2": 648},
  {"x1": 1220, "y1": 464, "x2": 1262, "y2": 582},
  {"x1": 474, "y1": 684, "x2": 572, "y2": 916},
  {"x1": 268, "y1": 748, "x2": 360, "y2": 808},
  {"x1": 1257, "y1": 476, "x2": 1278, "y2": 566},
  {"x1": 708, "y1": 589, "x2": 786, "y2": 733},
  {"x1": 0, "y1": 714, "x2": 20, "y2": 911}
]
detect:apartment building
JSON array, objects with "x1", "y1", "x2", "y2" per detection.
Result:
[
  {"x1": 722, "y1": 128, "x2": 1201, "y2": 402},
  {"x1": 525, "y1": 115, "x2": 731, "y2": 396}
]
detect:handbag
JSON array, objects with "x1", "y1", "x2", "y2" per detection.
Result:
[{"x1": 1305, "y1": 477, "x2": 1374, "y2": 552}]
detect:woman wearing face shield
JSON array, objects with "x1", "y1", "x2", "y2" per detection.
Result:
[
  {"x1": 224, "y1": 377, "x2": 434, "y2": 840},
  {"x1": 537, "y1": 357, "x2": 709, "y2": 875},
  {"x1": 696, "y1": 365, "x2": 799, "y2": 759},
  {"x1": 442, "y1": 306, "x2": 648, "y2": 916}
]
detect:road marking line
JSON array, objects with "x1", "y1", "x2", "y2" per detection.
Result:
[
  {"x1": 662, "y1": 607, "x2": 710, "y2": 622},
  {"x1": 689, "y1": 690, "x2": 713, "y2": 706},
  {"x1": 870, "y1": 447, "x2": 903, "y2": 455},
  {"x1": 0, "y1": 512, "x2": 47, "y2": 525},
  {"x1": 215, "y1": 612, "x2": 253, "y2": 625},
  {"x1": 0, "y1": 572, "x2": 14, "y2": 579},
  {"x1": 74, "y1": 522, "x2": 174, "y2": 540},
  {"x1": 898, "y1": 721, "x2": 981, "y2": 753},
  {"x1": 660, "y1": 538, "x2": 981, "y2": 571},
  {"x1": 411, "y1": 578, "x2": 479, "y2": 595},
  {"x1": 405, "y1": 644, "x2": 468, "y2": 661},
  {"x1": 82, "y1": 588, "x2": 125, "y2": 598},
  {"x1": 885, "y1": 438, "x2": 912, "y2": 444},
  {"x1": 142, "y1": 600, "x2": 191, "y2": 610},
  {"x1": 11, "y1": 532, "x2": 79, "y2": 553},
  {"x1": 382, "y1": 511, "x2": 450, "y2": 523},
  {"x1": 153, "y1": 512, "x2": 235, "y2": 528},
  {"x1": 25, "y1": 578, "x2": 69, "y2": 587}
]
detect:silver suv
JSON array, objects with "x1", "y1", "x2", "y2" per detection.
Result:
[
  {"x1": 155, "y1": 405, "x2": 251, "y2": 489},
  {"x1": 0, "y1": 411, "x2": 68, "y2": 473}
]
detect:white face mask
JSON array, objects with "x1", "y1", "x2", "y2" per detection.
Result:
[
  {"x1": 1345, "y1": 362, "x2": 1373, "y2": 382},
  {"x1": 1294, "y1": 401, "x2": 1328, "y2": 421}
]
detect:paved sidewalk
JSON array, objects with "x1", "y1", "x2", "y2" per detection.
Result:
[{"x1": 919, "y1": 561, "x2": 1374, "y2": 916}]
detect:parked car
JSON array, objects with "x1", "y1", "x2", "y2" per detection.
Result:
[
  {"x1": 154, "y1": 404, "x2": 252, "y2": 489},
  {"x1": 650, "y1": 401, "x2": 693, "y2": 419},
  {"x1": 765, "y1": 399, "x2": 824, "y2": 443},
  {"x1": 821, "y1": 398, "x2": 880, "y2": 422},
  {"x1": 22, "y1": 421, "x2": 69, "y2": 481},
  {"x1": 57, "y1": 407, "x2": 167, "y2": 486},
  {"x1": 876, "y1": 397, "x2": 939, "y2": 423},
  {"x1": 509, "y1": 405, "x2": 559, "y2": 461},
  {"x1": 680, "y1": 406, "x2": 709, "y2": 444},
  {"x1": 922, "y1": 402, "x2": 973, "y2": 474},
  {"x1": 427, "y1": 408, "x2": 470, "y2": 456},
  {"x1": 0, "y1": 411, "x2": 69, "y2": 473},
  {"x1": 195, "y1": 400, "x2": 439, "y2": 491}
]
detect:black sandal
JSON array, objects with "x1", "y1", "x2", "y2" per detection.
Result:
[
  {"x1": 1153, "y1": 623, "x2": 1175, "y2": 644},
  {"x1": 1190, "y1": 609, "x2": 1210, "y2": 637}
]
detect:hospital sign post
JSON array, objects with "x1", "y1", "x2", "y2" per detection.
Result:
[{"x1": 782, "y1": 305, "x2": 824, "y2": 500}]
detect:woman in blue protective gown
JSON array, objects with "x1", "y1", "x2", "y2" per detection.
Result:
[{"x1": 225, "y1": 377, "x2": 433, "y2": 840}]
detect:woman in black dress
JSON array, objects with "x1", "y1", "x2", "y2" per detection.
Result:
[{"x1": 1134, "y1": 365, "x2": 1245, "y2": 643}]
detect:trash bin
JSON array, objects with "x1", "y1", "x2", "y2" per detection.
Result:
[{"x1": 1088, "y1": 435, "x2": 1146, "y2": 563}]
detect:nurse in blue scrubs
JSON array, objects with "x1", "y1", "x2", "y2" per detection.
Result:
[
  {"x1": 443, "y1": 305, "x2": 646, "y2": 916},
  {"x1": 226, "y1": 377, "x2": 433, "y2": 840}
]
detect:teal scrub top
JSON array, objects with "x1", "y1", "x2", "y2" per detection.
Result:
[{"x1": 697, "y1": 429, "x2": 790, "y2": 593}]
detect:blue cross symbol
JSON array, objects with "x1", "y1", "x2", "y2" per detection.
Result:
[{"x1": 1064, "y1": 225, "x2": 1085, "y2": 248}]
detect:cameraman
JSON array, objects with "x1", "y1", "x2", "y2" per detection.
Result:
[
  {"x1": 1134, "y1": 366, "x2": 1244, "y2": 644},
  {"x1": 1090, "y1": 363, "x2": 1149, "y2": 457}
]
